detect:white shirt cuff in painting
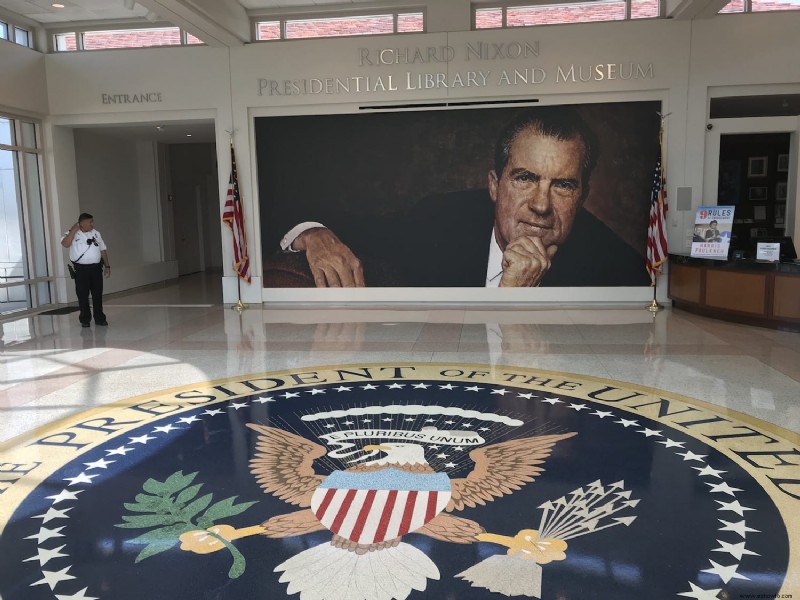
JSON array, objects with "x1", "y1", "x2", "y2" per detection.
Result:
[
  {"x1": 485, "y1": 229, "x2": 503, "y2": 287},
  {"x1": 280, "y1": 222, "x2": 327, "y2": 252}
]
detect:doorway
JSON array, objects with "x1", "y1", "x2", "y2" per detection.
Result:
[
  {"x1": 717, "y1": 132, "x2": 790, "y2": 252},
  {"x1": 67, "y1": 119, "x2": 221, "y2": 301},
  {"x1": 167, "y1": 143, "x2": 222, "y2": 276}
]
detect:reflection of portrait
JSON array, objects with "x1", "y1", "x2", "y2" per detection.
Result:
[{"x1": 258, "y1": 104, "x2": 657, "y2": 288}]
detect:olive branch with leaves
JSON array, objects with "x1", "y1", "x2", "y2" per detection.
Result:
[{"x1": 116, "y1": 470, "x2": 257, "y2": 579}]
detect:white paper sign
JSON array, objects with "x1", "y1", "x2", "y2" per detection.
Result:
[
  {"x1": 756, "y1": 242, "x2": 780, "y2": 262},
  {"x1": 690, "y1": 206, "x2": 736, "y2": 260}
]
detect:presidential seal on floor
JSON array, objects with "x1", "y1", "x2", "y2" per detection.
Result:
[{"x1": 0, "y1": 364, "x2": 797, "y2": 599}]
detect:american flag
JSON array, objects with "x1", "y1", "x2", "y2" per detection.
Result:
[
  {"x1": 646, "y1": 154, "x2": 668, "y2": 285},
  {"x1": 222, "y1": 144, "x2": 251, "y2": 283}
]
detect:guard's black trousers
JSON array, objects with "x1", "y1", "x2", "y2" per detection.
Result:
[{"x1": 73, "y1": 262, "x2": 106, "y2": 324}]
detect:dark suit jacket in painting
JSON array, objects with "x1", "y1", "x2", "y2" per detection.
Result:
[{"x1": 264, "y1": 189, "x2": 650, "y2": 288}]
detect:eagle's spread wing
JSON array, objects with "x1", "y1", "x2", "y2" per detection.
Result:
[
  {"x1": 247, "y1": 424, "x2": 327, "y2": 507},
  {"x1": 447, "y1": 432, "x2": 576, "y2": 512}
]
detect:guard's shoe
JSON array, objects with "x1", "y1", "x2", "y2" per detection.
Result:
[
  {"x1": 96, "y1": 321, "x2": 108, "y2": 326},
  {"x1": 81, "y1": 322, "x2": 90, "y2": 328}
]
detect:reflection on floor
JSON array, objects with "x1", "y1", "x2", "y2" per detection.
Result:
[
  {"x1": 2, "y1": 272, "x2": 799, "y2": 443},
  {"x1": 0, "y1": 272, "x2": 798, "y2": 600}
]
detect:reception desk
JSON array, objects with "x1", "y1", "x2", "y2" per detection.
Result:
[{"x1": 668, "y1": 254, "x2": 800, "y2": 330}]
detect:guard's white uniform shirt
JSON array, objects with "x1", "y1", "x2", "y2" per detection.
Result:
[{"x1": 62, "y1": 229, "x2": 107, "y2": 264}]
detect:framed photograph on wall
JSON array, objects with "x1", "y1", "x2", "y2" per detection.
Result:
[
  {"x1": 775, "y1": 204, "x2": 785, "y2": 225},
  {"x1": 748, "y1": 156, "x2": 768, "y2": 177},
  {"x1": 777, "y1": 154, "x2": 789, "y2": 172},
  {"x1": 776, "y1": 181, "x2": 787, "y2": 202},
  {"x1": 749, "y1": 186, "x2": 768, "y2": 202}
]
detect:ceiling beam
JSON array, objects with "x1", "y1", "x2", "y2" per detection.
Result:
[
  {"x1": 135, "y1": 0, "x2": 249, "y2": 47},
  {"x1": 666, "y1": 0, "x2": 730, "y2": 19}
]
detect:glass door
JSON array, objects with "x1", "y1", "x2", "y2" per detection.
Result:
[{"x1": 0, "y1": 115, "x2": 51, "y2": 315}]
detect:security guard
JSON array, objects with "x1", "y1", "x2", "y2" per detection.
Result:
[{"x1": 61, "y1": 213, "x2": 111, "y2": 327}]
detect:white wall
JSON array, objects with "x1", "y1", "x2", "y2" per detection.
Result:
[
  {"x1": 70, "y1": 130, "x2": 177, "y2": 295},
  {"x1": 137, "y1": 141, "x2": 163, "y2": 264},
  {"x1": 45, "y1": 46, "x2": 229, "y2": 116},
  {"x1": 74, "y1": 130, "x2": 142, "y2": 265},
  {"x1": 45, "y1": 124, "x2": 83, "y2": 303},
  {"x1": 157, "y1": 144, "x2": 176, "y2": 263},
  {"x1": 0, "y1": 40, "x2": 47, "y2": 116},
  {"x1": 427, "y1": 0, "x2": 472, "y2": 32}
]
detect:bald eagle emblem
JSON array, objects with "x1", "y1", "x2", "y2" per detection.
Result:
[
  {"x1": 248, "y1": 425, "x2": 573, "y2": 598},
  {"x1": 173, "y1": 404, "x2": 636, "y2": 599}
]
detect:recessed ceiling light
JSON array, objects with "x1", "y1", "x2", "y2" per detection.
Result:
[
  {"x1": 52, "y1": 2, "x2": 65, "y2": 7},
  {"x1": 186, "y1": 134, "x2": 192, "y2": 137},
  {"x1": 155, "y1": 125, "x2": 164, "y2": 132}
]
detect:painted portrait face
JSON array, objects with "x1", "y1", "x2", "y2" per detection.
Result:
[{"x1": 489, "y1": 128, "x2": 587, "y2": 252}]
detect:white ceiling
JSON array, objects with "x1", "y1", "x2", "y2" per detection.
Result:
[
  {"x1": 0, "y1": 0, "x2": 395, "y2": 25},
  {"x1": 0, "y1": 0, "x2": 148, "y2": 24},
  {"x1": 74, "y1": 120, "x2": 216, "y2": 144}
]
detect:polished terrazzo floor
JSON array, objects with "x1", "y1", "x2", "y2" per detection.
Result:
[
  {"x1": 3, "y1": 272, "x2": 799, "y2": 443},
  {"x1": 1, "y1": 272, "x2": 799, "y2": 600}
]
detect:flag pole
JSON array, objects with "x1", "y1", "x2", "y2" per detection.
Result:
[
  {"x1": 647, "y1": 285, "x2": 661, "y2": 314},
  {"x1": 231, "y1": 156, "x2": 248, "y2": 312},
  {"x1": 233, "y1": 275, "x2": 247, "y2": 313},
  {"x1": 224, "y1": 130, "x2": 249, "y2": 312},
  {"x1": 646, "y1": 112, "x2": 671, "y2": 315}
]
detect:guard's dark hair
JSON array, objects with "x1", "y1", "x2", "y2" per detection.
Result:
[
  {"x1": 78, "y1": 213, "x2": 93, "y2": 222},
  {"x1": 493, "y1": 107, "x2": 598, "y2": 196}
]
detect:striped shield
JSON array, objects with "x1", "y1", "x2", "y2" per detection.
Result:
[{"x1": 310, "y1": 468, "x2": 452, "y2": 545}]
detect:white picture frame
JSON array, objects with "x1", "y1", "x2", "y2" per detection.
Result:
[
  {"x1": 776, "y1": 181, "x2": 787, "y2": 202},
  {"x1": 748, "y1": 156, "x2": 768, "y2": 177}
]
